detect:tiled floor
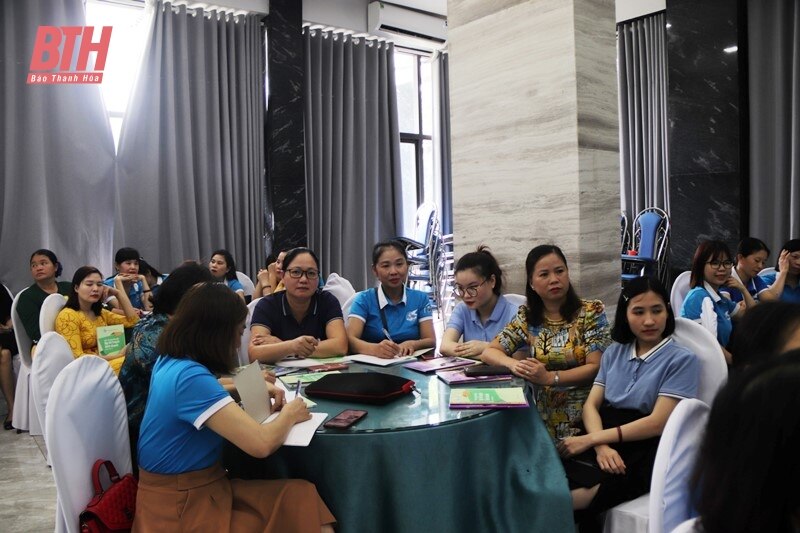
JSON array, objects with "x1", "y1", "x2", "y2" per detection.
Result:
[{"x1": 0, "y1": 395, "x2": 57, "y2": 532}]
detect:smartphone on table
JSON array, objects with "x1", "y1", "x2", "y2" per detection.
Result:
[{"x1": 323, "y1": 409, "x2": 368, "y2": 429}]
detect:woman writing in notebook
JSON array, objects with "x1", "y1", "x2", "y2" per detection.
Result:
[
  {"x1": 347, "y1": 240, "x2": 436, "y2": 358},
  {"x1": 481, "y1": 244, "x2": 611, "y2": 440},
  {"x1": 134, "y1": 282, "x2": 335, "y2": 531},
  {"x1": 248, "y1": 248, "x2": 347, "y2": 363},
  {"x1": 557, "y1": 277, "x2": 698, "y2": 530},
  {"x1": 439, "y1": 246, "x2": 519, "y2": 358}
]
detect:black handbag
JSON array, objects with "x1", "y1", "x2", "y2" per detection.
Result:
[{"x1": 304, "y1": 372, "x2": 415, "y2": 405}]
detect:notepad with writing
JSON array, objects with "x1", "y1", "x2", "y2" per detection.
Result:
[
  {"x1": 404, "y1": 356, "x2": 476, "y2": 374},
  {"x1": 437, "y1": 369, "x2": 514, "y2": 386},
  {"x1": 262, "y1": 412, "x2": 328, "y2": 446},
  {"x1": 448, "y1": 387, "x2": 528, "y2": 409},
  {"x1": 344, "y1": 354, "x2": 417, "y2": 366},
  {"x1": 96, "y1": 324, "x2": 126, "y2": 357}
]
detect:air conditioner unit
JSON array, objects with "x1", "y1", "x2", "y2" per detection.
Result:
[{"x1": 367, "y1": 1, "x2": 447, "y2": 43}]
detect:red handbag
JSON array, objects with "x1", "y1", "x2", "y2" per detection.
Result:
[{"x1": 79, "y1": 459, "x2": 138, "y2": 533}]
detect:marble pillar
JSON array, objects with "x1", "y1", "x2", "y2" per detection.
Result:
[
  {"x1": 266, "y1": 0, "x2": 307, "y2": 253},
  {"x1": 666, "y1": 0, "x2": 742, "y2": 273},
  {"x1": 448, "y1": 0, "x2": 620, "y2": 308}
]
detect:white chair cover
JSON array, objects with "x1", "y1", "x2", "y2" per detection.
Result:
[
  {"x1": 236, "y1": 271, "x2": 255, "y2": 299},
  {"x1": 11, "y1": 363, "x2": 42, "y2": 434},
  {"x1": 239, "y1": 297, "x2": 261, "y2": 366},
  {"x1": 649, "y1": 398, "x2": 710, "y2": 533},
  {"x1": 671, "y1": 517, "x2": 700, "y2": 533},
  {"x1": 758, "y1": 266, "x2": 776, "y2": 278},
  {"x1": 603, "y1": 493, "x2": 650, "y2": 533},
  {"x1": 30, "y1": 332, "x2": 75, "y2": 444},
  {"x1": 672, "y1": 318, "x2": 727, "y2": 406},
  {"x1": 323, "y1": 272, "x2": 357, "y2": 309},
  {"x1": 341, "y1": 293, "x2": 356, "y2": 327},
  {"x1": 11, "y1": 288, "x2": 33, "y2": 368},
  {"x1": 504, "y1": 293, "x2": 527, "y2": 309},
  {"x1": 39, "y1": 293, "x2": 67, "y2": 336},
  {"x1": 46, "y1": 356, "x2": 131, "y2": 533},
  {"x1": 670, "y1": 271, "x2": 691, "y2": 314}
]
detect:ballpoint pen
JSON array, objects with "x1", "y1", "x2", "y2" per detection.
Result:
[
  {"x1": 382, "y1": 328, "x2": 394, "y2": 343},
  {"x1": 295, "y1": 379, "x2": 302, "y2": 398}
]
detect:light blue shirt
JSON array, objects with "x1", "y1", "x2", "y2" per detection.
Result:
[
  {"x1": 226, "y1": 278, "x2": 244, "y2": 292},
  {"x1": 446, "y1": 295, "x2": 520, "y2": 343},
  {"x1": 595, "y1": 337, "x2": 698, "y2": 414},
  {"x1": 680, "y1": 283, "x2": 738, "y2": 346},
  {"x1": 349, "y1": 285, "x2": 433, "y2": 343},
  {"x1": 719, "y1": 269, "x2": 769, "y2": 304},
  {"x1": 137, "y1": 357, "x2": 233, "y2": 474},
  {"x1": 760, "y1": 272, "x2": 800, "y2": 303},
  {"x1": 103, "y1": 276, "x2": 145, "y2": 309}
]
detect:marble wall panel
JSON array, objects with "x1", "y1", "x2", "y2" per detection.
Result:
[{"x1": 266, "y1": 0, "x2": 307, "y2": 252}]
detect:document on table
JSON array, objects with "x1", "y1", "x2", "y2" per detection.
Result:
[
  {"x1": 275, "y1": 356, "x2": 347, "y2": 368},
  {"x1": 344, "y1": 354, "x2": 417, "y2": 366},
  {"x1": 262, "y1": 412, "x2": 328, "y2": 447}
]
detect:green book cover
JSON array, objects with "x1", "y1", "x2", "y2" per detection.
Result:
[
  {"x1": 96, "y1": 324, "x2": 126, "y2": 356},
  {"x1": 281, "y1": 371, "x2": 341, "y2": 385},
  {"x1": 448, "y1": 387, "x2": 528, "y2": 408}
]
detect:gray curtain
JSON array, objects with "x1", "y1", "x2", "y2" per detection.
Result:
[
  {"x1": 748, "y1": 0, "x2": 800, "y2": 252},
  {"x1": 304, "y1": 29, "x2": 402, "y2": 291},
  {"x1": 116, "y1": 1, "x2": 265, "y2": 277},
  {"x1": 435, "y1": 52, "x2": 453, "y2": 236},
  {"x1": 0, "y1": 0, "x2": 116, "y2": 292},
  {"x1": 617, "y1": 12, "x2": 670, "y2": 221}
]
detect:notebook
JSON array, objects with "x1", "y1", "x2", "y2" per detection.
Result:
[
  {"x1": 437, "y1": 369, "x2": 514, "y2": 386},
  {"x1": 448, "y1": 387, "x2": 529, "y2": 409},
  {"x1": 404, "y1": 356, "x2": 476, "y2": 374},
  {"x1": 344, "y1": 354, "x2": 417, "y2": 366},
  {"x1": 96, "y1": 324, "x2": 126, "y2": 357}
]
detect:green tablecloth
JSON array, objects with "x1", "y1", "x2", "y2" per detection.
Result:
[{"x1": 226, "y1": 369, "x2": 573, "y2": 532}]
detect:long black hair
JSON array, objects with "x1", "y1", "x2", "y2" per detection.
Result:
[
  {"x1": 454, "y1": 245, "x2": 504, "y2": 296},
  {"x1": 210, "y1": 249, "x2": 238, "y2": 281},
  {"x1": 30, "y1": 249, "x2": 63, "y2": 277},
  {"x1": 65, "y1": 266, "x2": 104, "y2": 315},
  {"x1": 610, "y1": 276, "x2": 675, "y2": 344}
]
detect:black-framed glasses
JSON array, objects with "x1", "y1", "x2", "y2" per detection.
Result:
[
  {"x1": 707, "y1": 260, "x2": 734, "y2": 270},
  {"x1": 453, "y1": 279, "x2": 487, "y2": 298},
  {"x1": 286, "y1": 268, "x2": 320, "y2": 280}
]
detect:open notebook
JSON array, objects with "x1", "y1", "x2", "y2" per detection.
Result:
[{"x1": 233, "y1": 362, "x2": 327, "y2": 446}]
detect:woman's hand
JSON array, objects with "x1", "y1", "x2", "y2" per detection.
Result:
[
  {"x1": 557, "y1": 434, "x2": 593, "y2": 458},
  {"x1": 281, "y1": 397, "x2": 311, "y2": 424},
  {"x1": 267, "y1": 382, "x2": 286, "y2": 412},
  {"x1": 595, "y1": 444, "x2": 626, "y2": 475},
  {"x1": 257, "y1": 269, "x2": 270, "y2": 285},
  {"x1": 290, "y1": 336, "x2": 318, "y2": 358},
  {"x1": 373, "y1": 339, "x2": 401, "y2": 358},
  {"x1": 512, "y1": 357, "x2": 549, "y2": 384},
  {"x1": 397, "y1": 340, "x2": 417, "y2": 356},
  {"x1": 778, "y1": 249, "x2": 790, "y2": 273},
  {"x1": 454, "y1": 340, "x2": 489, "y2": 358},
  {"x1": 262, "y1": 370, "x2": 276, "y2": 384},
  {"x1": 251, "y1": 333, "x2": 279, "y2": 347},
  {"x1": 723, "y1": 274, "x2": 746, "y2": 292}
]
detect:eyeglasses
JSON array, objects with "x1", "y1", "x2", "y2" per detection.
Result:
[
  {"x1": 453, "y1": 279, "x2": 487, "y2": 298},
  {"x1": 286, "y1": 268, "x2": 320, "y2": 280},
  {"x1": 707, "y1": 260, "x2": 734, "y2": 270}
]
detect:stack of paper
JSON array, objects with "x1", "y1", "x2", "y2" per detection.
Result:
[
  {"x1": 448, "y1": 387, "x2": 528, "y2": 409},
  {"x1": 437, "y1": 369, "x2": 513, "y2": 386}
]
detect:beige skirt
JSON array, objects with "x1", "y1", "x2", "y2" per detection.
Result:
[{"x1": 133, "y1": 463, "x2": 335, "y2": 532}]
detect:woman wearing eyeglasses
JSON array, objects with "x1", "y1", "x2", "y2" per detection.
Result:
[
  {"x1": 439, "y1": 246, "x2": 519, "y2": 358},
  {"x1": 680, "y1": 240, "x2": 751, "y2": 363},
  {"x1": 347, "y1": 240, "x2": 436, "y2": 358},
  {"x1": 248, "y1": 248, "x2": 347, "y2": 363}
]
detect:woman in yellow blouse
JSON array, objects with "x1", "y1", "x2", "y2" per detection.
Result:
[{"x1": 55, "y1": 266, "x2": 139, "y2": 374}]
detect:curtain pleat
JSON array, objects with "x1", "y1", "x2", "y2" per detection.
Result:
[
  {"x1": 115, "y1": 1, "x2": 265, "y2": 277},
  {"x1": 748, "y1": 0, "x2": 800, "y2": 254},
  {"x1": 304, "y1": 29, "x2": 402, "y2": 291},
  {"x1": 618, "y1": 12, "x2": 670, "y2": 223}
]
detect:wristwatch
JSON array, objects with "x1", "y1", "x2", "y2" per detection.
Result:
[{"x1": 553, "y1": 371, "x2": 560, "y2": 386}]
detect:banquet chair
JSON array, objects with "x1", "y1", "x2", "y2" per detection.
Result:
[
  {"x1": 46, "y1": 356, "x2": 132, "y2": 533},
  {"x1": 621, "y1": 207, "x2": 670, "y2": 286},
  {"x1": 621, "y1": 211, "x2": 631, "y2": 254},
  {"x1": 671, "y1": 317, "x2": 727, "y2": 406},
  {"x1": 504, "y1": 293, "x2": 527, "y2": 309},
  {"x1": 671, "y1": 517, "x2": 700, "y2": 533},
  {"x1": 322, "y1": 272, "x2": 357, "y2": 309},
  {"x1": 758, "y1": 266, "x2": 776, "y2": 278},
  {"x1": 39, "y1": 293, "x2": 67, "y2": 336},
  {"x1": 10, "y1": 288, "x2": 42, "y2": 434},
  {"x1": 341, "y1": 294, "x2": 356, "y2": 327},
  {"x1": 648, "y1": 398, "x2": 710, "y2": 533},
  {"x1": 670, "y1": 271, "x2": 692, "y2": 314},
  {"x1": 30, "y1": 332, "x2": 75, "y2": 448},
  {"x1": 239, "y1": 297, "x2": 261, "y2": 365},
  {"x1": 236, "y1": 271, "x2": 256, "y2": 303}
]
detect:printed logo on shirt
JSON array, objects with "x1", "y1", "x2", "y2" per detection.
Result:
[{"x1": 406, "y1": 310, "x2": 418, "y2": 322}]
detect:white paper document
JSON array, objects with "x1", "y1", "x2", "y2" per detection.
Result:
[
  {"x1": 262, "y1": 412, "x2": 328, "y2": 446},
  {"x1": 275, "y1": 356, "x2": 347, "y2": 368},
  {"x1": 344, "y1": 354, "x2": 417, "y2": 366}
]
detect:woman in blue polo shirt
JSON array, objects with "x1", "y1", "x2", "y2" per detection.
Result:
[
  {"x1": 439, "y1": 246, "x2": 518, "y2": 358},
  {"x1": 558, "y1": 277, "x2": 698, "y2": 528},
  {"x1": 134, "y1": 282, "x2": 335, "y2": 531},
  {"x1": 347, "y1": 240, "x2": 436, "y2": 358},
  {"x1": 248, "y1": 247, "x2": 347, "y2": 363},
  {"x1": 720, "y1": 237, "x2": 770, "y2": 305},
  {"x1": 760, "y1": 239, "x2": 800, "y2": 304},
  {"x1": 209, "y1": 248, "x2": 246, "y2": 302},
  {"x1": 680, "y1": 240, "x2": 750, "y2": 363}
]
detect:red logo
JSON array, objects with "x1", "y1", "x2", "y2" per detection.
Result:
[{"x1": 28, "y1": 26, "x2": 112, "y2": 85}]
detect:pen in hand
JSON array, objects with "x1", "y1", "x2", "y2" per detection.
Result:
[
  {"x1": 295, "y1": 379, "x2": 302, "y2": 399},
  {"x1": 382, "y1": 328, "x2": 394, "y2": 343}
]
